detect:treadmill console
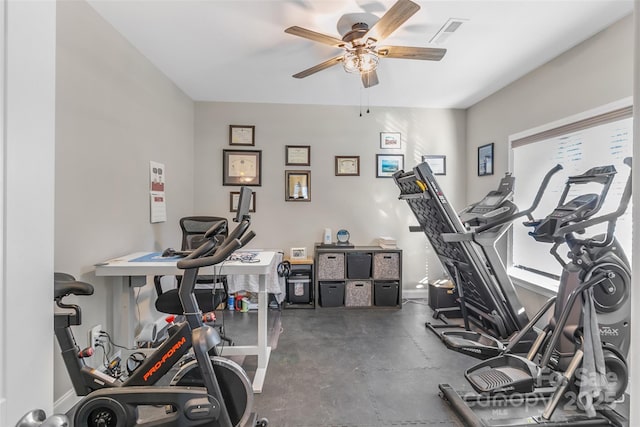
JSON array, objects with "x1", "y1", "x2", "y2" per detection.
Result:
[{"x1": 460, "y1": 173, "x2": 516, "y2": 227}]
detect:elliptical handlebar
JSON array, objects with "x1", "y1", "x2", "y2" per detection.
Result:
[
  {"x1": 552, "y1": 157, "x2": 632, "y2": 240},
  {"x1": 475, "y1": 164, "x2": 563, "y2": 234}
]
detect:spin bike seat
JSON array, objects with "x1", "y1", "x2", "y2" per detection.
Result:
[{"x1": 54, "y1": 272, "x2": 94, "y2": 299}]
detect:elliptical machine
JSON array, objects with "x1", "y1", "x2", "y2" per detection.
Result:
[
  {"x1": 55, "y1": 188, "x2": 267, "y2": 426},
  {"x1": 440, "y1": 159, "x2": 632, "y2": 426}
]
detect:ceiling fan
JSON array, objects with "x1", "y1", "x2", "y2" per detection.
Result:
[{"x1": 285, "y1": 0, "x2": 446, "y2": 88}]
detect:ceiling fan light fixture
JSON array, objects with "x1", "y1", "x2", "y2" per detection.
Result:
[{"x1": 343, "y1": 49, "x2": 379, "y2": 74}]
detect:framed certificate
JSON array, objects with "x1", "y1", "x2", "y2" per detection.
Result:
[
  {"x1": 285, "y1": 145, "x2": 311, "y2": 166},
  {"x1": 229, "y1": 125, "x2": 255, "y2": 146},
  {"x1": 230, "y1": 191, "x2": 256, "y2": 212},
  {"x1": 335, "y1": 156, "x2": 360, "y2": 176},
  {"x1": 223, "y1": 149, "x2": 262, "y2": 186},
  {"x1": 422, "y1": 154, "x2": 446, "y2": 175}
]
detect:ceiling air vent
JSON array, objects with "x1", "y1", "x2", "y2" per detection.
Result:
[{"x1": 429, "y1": 18, "x2": 467, "y2": 45}]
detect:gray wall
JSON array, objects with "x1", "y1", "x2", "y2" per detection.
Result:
[
  {"x1": 194, "y1": 102, "x2": 467, "y2": 290},
  {"x1": 1, "y1": 1, "x2": 56, "y2": 422},
  {"x1": 465, "y1": 14, "x2": 634, "y2": 314},
  {"x1": 54, "y1": 1, "x2": 195, "y2": 403}
]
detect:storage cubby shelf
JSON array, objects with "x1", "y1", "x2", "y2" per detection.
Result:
[{"x1": 314, "y1": 244, "x2": 402, "y2": 309}]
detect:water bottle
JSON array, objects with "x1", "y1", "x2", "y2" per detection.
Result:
[{"x1": 227, "y1": 294, "x2": 235, "y2": 311}]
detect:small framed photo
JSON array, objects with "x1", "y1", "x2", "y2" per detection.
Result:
[
  {"x1": 376, "y1": 154, "x2": 404, "y2": 178},
  {"x1": 223, "y1": 149, "x2": 262, "y2": 186},
  {"x1": 335, "y1": 156, "x2": 360, "y2": 176},
  {"x1": 478, "y1": 143, "x2": 494, "y2": 176},
  {"x1": 285, "y1": 145, "x2": 311, "y2": 166},
  {"x1": 229, "y1": 125, "x2": 255, "y2": 146},
  {"x1": 285, "y1": 170, "x2": 311, "y2": 201},
  {"x1": 380, "y1": 132, "x2": 401, "y2": 149},
  {"x1": 229, "y1": 191, "x2": 256, "y2": 213},
  {"x1": 290, "y1": 247, "x2": 307, "y2": 260},
  {"x1": 422, "y1": 155, "x2": 446, "y2": 175}
]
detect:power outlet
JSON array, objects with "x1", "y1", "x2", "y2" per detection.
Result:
[{"x1": 89, "y1": 324, "x2": 103, "y2": 349}]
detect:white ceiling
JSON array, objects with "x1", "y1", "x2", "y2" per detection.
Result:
[{"x1": 87, "y1": 0, "x2": 633, "y2": 109}]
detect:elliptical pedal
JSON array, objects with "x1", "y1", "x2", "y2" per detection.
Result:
[{"x1": 465, "y1": 354, "x2": 537, "y2": 394}]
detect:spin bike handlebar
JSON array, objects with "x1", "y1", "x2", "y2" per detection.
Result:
[
  {"x1": 474, "y1": 164, "x2": 563, "y2": 234},
  {"x1": 203, "y1": 220, "x2": 228, "y2": 239},
  {"x1": 552, "y1": 157, "x2": 632, "y2": 240},
  {"x1": 176, "y1": 226, "x2": 256, "y2": 270}
]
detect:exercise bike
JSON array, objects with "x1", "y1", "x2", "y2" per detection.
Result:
[
  {"x1": 440, "y1": 159, "x2": 632, "y2": 426},
  {"x1": 55, "y1": 188, "x2": 268, "y2": 426}
]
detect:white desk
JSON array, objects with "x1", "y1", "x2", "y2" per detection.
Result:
[{"x1": 95, "y1": 250, "x2": 278, "y2": 393}]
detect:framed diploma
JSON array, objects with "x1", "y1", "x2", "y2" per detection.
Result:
[
  {"x1": 230, "y1": 191, "x2": 256, "y2": 212},
  {"x1": 335, "y1": 156, "x2": 360, "y2": 176},
  {"x1": 229, "y1": 125, "x2": 255, "y2": 146},
  {"x1": 285, "y1": 145, "x2": 311, "y2": 166},
  {"x1": 223, "y1": 149, "x2": 262, "y2": 186},
  {"x1": 422, "y1": 154, "x2": 446, "y2": 175}
]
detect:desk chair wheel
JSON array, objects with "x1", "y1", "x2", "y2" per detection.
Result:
[{"x1": 256, "y1": 418, "x2": 269, "y2": 426}]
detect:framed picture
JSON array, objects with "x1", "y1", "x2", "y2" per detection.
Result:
[
  {"x1": 376, "y1": 154, "x2": 404, "y2": 178},
  {"x1": 229, "y1": 191, "x2": 256, "y2": 213},
  {"x1": 335, "y1": 156, "x2": 360, "y2": 176},
  {"x1": 222, "y1": 149, "x2": 262, "y2": 186},
  {"x1": 229, "y1": 125, "x2": 255, "y2": 146},
  {"x1": 285, "y1": 170, "x2": 311, "y2": 201},
  {"x1": 290, "y1": 247, "x2": 307, "y2": 260},
  {"x1": 478, "y1": 143, "x2": 494, "y2": 176},
  {"x1": 285, "y1": 145, "x2": 311, "y2": 166},
  {"x1": 422, "y1": 155, "x2": 446, "y2": 175},
  {"x1": 380, "y1": 132, "x2": 402, "y2": 149}
]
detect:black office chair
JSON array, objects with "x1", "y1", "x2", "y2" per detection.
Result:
[{"x1": 154, "y1": 216, "x2": 232, "y2": 343}]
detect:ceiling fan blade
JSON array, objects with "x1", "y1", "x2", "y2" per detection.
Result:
[
  {"x1": 292, "y1": 55, "x2": 344, "y2": 78},
  {"x1": 378, "y1": 45, "x2": 446, "y2": 61},
  {"x1": 285, "y1": 26, "x2": 346, "y2": 48},
  {"x1": 362, "y1": 0, "x2": 420, "y2": 42},
  {"x1": 361, "y1": 70, "x2": 379, "y2": 88}
]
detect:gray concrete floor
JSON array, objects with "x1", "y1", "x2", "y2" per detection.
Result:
[
  {"x1": 225, "y1": 300, "x2": 629, "y2": 427},
  {"x1": 228, "y1": 300, "x2": 473, "y2": 426},
  {"x1": 69, "y1": 300, "x2": 629, "y2": 426}
]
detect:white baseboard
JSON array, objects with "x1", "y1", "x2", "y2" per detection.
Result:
[
  {"x1": 402, "y1": 288, "x2": 429, "y2": 299},
  {"x1": 54, "y1": 389, "x2": 80, "y2": 415}
]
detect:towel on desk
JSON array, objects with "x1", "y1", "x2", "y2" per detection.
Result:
[{"x1": 227, "y1": 252, "x2": 285, "y2": 303}]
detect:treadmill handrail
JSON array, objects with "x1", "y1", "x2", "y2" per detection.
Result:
[{"x1": 475, "y1": 164, "x2": 563, "y2": 234}]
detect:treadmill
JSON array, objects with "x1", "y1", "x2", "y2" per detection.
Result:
[{"x1": 393, "y1": 161, "x2": 561, "y2": 358}]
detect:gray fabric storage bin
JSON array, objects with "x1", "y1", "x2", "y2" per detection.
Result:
[
  {"x1": 319, "y1": 282, "x2": 345, "y2": 307},
  {"x1": 373, "y1": 252, "x2": 400, "y2": 280},
  {"x1": 346, "y1": 252, "x2": 372, "y2": 279},
  {"x1": 345, "y1": 280, "x2": 372, "y2": 307},
  {"x1": 374, "y1": 281, "x2": 399, "y2": 306},
  {"x1": 317, "y1": 253, "x2": 345, "y2": 280}
]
